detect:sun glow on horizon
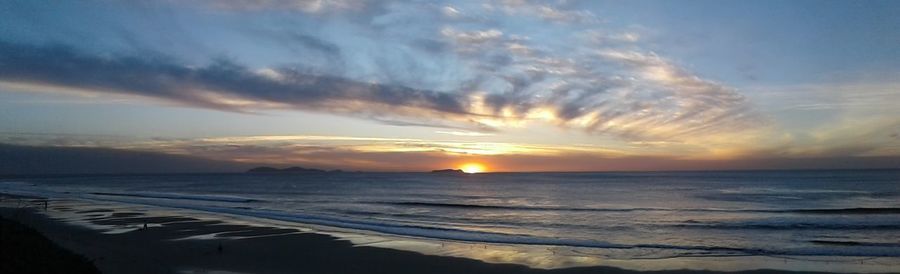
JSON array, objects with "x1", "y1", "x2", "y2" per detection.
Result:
[{"x1": 459, "y1": 163, "x2": 486, "y2": 174}]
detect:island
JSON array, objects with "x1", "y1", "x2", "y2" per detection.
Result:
[{"x1": 430, "y1": 169, "x2": 466, "y2": 174}]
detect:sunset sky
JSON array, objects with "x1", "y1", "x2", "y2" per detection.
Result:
[{"x1": 1, "y1": 0, "x2": 899, "y2": 172}]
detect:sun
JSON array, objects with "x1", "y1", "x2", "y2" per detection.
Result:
[{"x1": 459, "y1": 163, "x2": 486, "y2": 174}]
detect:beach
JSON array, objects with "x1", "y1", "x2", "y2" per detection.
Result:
[
  {"x1": 0, "y1": 193, "x2": 896, "y2": 274},
  {"x1": 3, "y1": 196, "x2": 537, "y2": 274},
  {"x1": 0, "y1": 196, "x2": 659, "y2": 274}
]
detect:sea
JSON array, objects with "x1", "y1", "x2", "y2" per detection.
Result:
[{"x1": 2, "y1": 169, "x2": 900, "y2": 271}]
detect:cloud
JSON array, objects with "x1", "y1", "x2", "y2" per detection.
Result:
[
  {"x1": 189, "y1": 0, "x2": 372, "y2": 14},
  {"x1": 0, "y1": 40, "x2": 473, "y2": 121},
  {"x1": 752, "y1": 82, "x2": 900, "y2": 112},
  {"x1": 441, "y1": 5, "x2": 461, "y2": 18},
  {"x1": 740, "y1": 81, "x2": 900, "y2": 157},
  {"x1": 441, "y1": 27, "x2": 504, "y2": 45},
  {"x1": 581, "y1": 30, "x2": 643, "y2": 45},
  {"x1": 533, "y1": 5, "x2": 596, "y2": 23},
  {"x1": 267, "y1": 31, "x2": 341, "y2": 56},
  {"x1": 0, "y1": 38, "x2": 762, "y2": 141},
  {"x1": 0, "y1": 143, "x2": 250, "y2": 174},
  {"x1": 592, "y1": 50, "x2": 761, "y2": 138},
  {"x1": 486, "y1": 0, "x2": 598, "y2": 24},
  {"x1": 435, "y1": 131, "x2": 495, "y2": 137},
  {"x1": 4, "y1": 134, "x2": 897, "y2": 172},
  {"x1": 3, "y1": 0, "x2": 897, "y2": 169},
  {"x1": 0, "y1": 0, "x2": 765, "y2": 143},
  {"x1": 432, "y1": 28, "x2": 762, "y2": 141}
]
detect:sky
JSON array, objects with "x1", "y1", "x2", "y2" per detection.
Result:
[{"x1": 1, "y1": 0, "x2": 899, "y2": 172}]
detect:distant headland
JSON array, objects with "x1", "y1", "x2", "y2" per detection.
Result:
[
  {"x1": 430, "y1": 169, "x2": 466, "y2": 174},
  {"x1": 248, "y1": 167, "x2": 475, "y2": 174}
]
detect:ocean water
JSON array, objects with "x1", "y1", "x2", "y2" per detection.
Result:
[{"x1": 2, "y1": 170, "x2": 900, "y2": 261}]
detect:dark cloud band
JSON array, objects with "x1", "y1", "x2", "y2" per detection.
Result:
[{"x1": 0, "y1": 40, "x2": 470, "y2": 115}]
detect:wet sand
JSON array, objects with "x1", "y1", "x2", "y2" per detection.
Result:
[{"x1": 0, "y1": 196, "x2": 881, "y2": 274}]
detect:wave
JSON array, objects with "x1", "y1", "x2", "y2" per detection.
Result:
[
  {"x1": 0, "y1": 183, "x2": 259, "y2": 204},
  {"x1": 810, "y1": 240, "x2": 900, "y2": 248},
  {"x1": 379, "y1": 201, "x2": 900, "y2": 215},
  {"x1": 88, "y1": 192, "x2": 259, "y2": 203},
  {"x1": 5, "y1": 181, "x2": 900, "y2": 258},
  {"x1": 665, "y1": 222, "x2": 900, "y2": 230},
  {"x1": 341, "y1": 208, "x2": 900, "y2": 234},
  {"x1": 378, "y1": 201, "x2": 692, "y2": 212},
  {"x1": 5, "y1": 184, "x2": 900, "y2": 257},
  {"x1": 784, "y1": 208, "x2": 900, "y2": 214},
  {"x1": 718, "y1": 187, "x2": 871, "y2": 195},
  {"x1": 64, "y1": 196, "x2": 900, "y2": 258}
]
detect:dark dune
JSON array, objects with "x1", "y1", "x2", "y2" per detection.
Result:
[{"x1": 0, "y1": 215, "x2": 101, "y2": 274}]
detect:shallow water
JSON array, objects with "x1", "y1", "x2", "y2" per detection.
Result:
[{"x1": 2, "y1": 170, "x2": 900, "y2": 262}]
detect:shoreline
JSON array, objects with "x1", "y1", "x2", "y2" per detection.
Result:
[{"x1": 0, "y1": 195, "x2": 897, "y2": 274}]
